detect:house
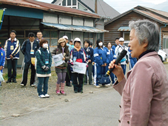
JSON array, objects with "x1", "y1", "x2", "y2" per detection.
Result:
[
  {"x1": 104, "y1": 6, "x2": 168, "y2": 54},
  {"x1": 0, "y1": 0, "x2": 107, "y2": 67},
  {"x1": 51, "y1": 0, "x2": 120, "y2": 21}
]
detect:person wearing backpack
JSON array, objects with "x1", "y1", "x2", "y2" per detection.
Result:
[
  {"x1": 35, "y1": 39, "x2": 52, "y2": 98},
  {"x1": 52, "y1": 38, "x2": 70, "y2": 95}
]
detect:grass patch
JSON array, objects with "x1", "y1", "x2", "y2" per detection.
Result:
[
  {"x1": 3, "y1": 73, "x2": 23, "y2": 80},
  {"x1": 163, "y1": 62, "x2": 168, "y2": 64}
]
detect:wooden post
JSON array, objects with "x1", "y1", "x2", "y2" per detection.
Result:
[{"x1": 95, "y1": 0, "x2": 97, "y2": 14}]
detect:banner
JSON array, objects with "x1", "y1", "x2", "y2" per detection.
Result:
[
  {"x1": 0, "y1": 8, "x2": 6, "y2": 30},
  {"x1": 53, "y1": 53, "x2": 65, "y2": 67},
  {"x1": 72, "y1": 62, "x2": 87, "y2": 74}
]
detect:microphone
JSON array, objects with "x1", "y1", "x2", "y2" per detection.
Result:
[{"x1": 105, "y1": 49, "x2": 127, "y2": 76}]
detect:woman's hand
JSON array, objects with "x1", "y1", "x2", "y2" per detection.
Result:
[
  {"x1": 62, "y1": 57, "x2": 65, "y2": 60},
  {"x1": 109, "y1": 60, "x2": 124, "y2": 82}
]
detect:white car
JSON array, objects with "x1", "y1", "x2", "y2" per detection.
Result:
[{"x1": 158, "y1": 50, "x2": 167, "y2": 62}]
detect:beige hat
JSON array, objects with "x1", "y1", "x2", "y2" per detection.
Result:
[{"x1": 58, "y1": 38, "x2": 66, "y2": 44}]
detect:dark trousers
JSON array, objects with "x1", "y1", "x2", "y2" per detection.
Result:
[
  {"x1": 7, "y1": 59, "x2": 17, "y2": 81},
  {"x1": 21, "y1": 62, "x2": 36, "y2": 86},
  {"x1": 84, "y1": 63, "x2": 92, "y2": 84},
  {"x1": 37, "y1": 77, "x2": 49, "y2": 96},
  {"x1": 66, "y1": 64, "x2": 71, "y2": 86},
  {"x1": 72, "y1": 73, "x2": 84, "y2": 92}
]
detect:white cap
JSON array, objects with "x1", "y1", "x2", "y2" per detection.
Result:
[
  {"x1": 63, "y1": 35, "x2": 68, "y2": 40},
  {"x1": 119, "y1": 37, "x2": 124, "y2": 42},
  {"x1": 74, "y1": 38, "x2": 81, "y2": 42}
]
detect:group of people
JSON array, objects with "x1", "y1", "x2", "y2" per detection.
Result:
[
  {"x1": 0, "y1": 29, "x2": 137, "y2": 97},
  {"x1": 1, "y1": 19, "x2": 168, "y2": 125}
]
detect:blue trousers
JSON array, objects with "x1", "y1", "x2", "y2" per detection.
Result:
[
  {"x1": 0, "y1": 69, "x2": 3, "y2": 86},
  {"x1": 95, "y1": 64, "x2": 106, "y2": 86},
  {"x1": 121, "y1": 64, "x2": 126, "y2": 75},
  {"x1": 37, "y1": 77, "x2": 49, "y2": 96},
  {"x1": 106, "y1": 65, "x2": 115, "y2": 83}
]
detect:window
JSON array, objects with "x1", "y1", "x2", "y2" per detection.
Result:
[
  {"x1": 84, "y1": 33, "x2": 93, "y2": 43},
  {"x1": 123, "y1": 32, "x2": 130, "y2": 41},
  {"x1": 68, "y1": 0, "x2": 71, "y2": 6},
  {"x1": 62, "y1": 0, "x2": 66, "y2": 6},
  {"x1": 43, "y1": 30, "x2": 58, "y2": 47},
  {"x1": 73, "y1": 0, "x2": 76, "y2": 5}
]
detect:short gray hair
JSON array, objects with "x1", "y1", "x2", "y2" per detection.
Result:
[{"x1": 129, "y1": 19, "x2": 160, "y2": 51}]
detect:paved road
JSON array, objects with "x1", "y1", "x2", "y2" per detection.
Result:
[{"x1": 1, "y1": 87, "x2": 121, "y2": 126}]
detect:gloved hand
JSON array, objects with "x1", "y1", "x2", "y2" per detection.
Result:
[
  {"x1": 86, "y1": 65, "x2": 88, "y2": 67},
  {"x1": 42, "y1": 66, "x2": 49, "y2": 71}
]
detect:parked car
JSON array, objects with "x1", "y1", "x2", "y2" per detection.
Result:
[{"x1": 158, "y1": 50, "x2": 167, "y2": 62}]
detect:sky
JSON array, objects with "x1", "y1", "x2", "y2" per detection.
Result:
[{"x1": 37, "y1": 0, "x2": 167, "y2": 13}]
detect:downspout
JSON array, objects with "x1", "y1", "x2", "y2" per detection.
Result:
[{"x1": 160, "y1": 24, "x2": 167, "y2": 49}]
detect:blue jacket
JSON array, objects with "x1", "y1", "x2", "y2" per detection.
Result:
[
  {"x1": 4, "y1": 38, "x2": 20, "y2": 59},
  {"x1": 104, "y1": 47, "x2": 114, "y2": 64},
  {"x1": 21, "y1": 39, "x2": 39, "y2": 63},
  {"x1": 112, "y1": 44, "x2": 117, "y2": 59},
  {"x1": 0, "y1": 48, "x2": 5, "y2": 67},
  {"x1": 84, "y1": 47, "x2": 94, "y2": 62},
  {"x1": 94, "y1": 47, "x2": 107, "y2": 66},
  {"x1": 70, "y1": 47, "x2": 87, "y2": 63}
]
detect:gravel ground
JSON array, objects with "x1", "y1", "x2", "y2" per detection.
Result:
[{"x1": 0, "y1": 64, "x2": 168, "y2": 120}]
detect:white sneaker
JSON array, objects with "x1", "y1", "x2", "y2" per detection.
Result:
[
  {"x1": 44, "y1": 94, "x2": 50, "y2": 98},
  {"x1": 105, "y1": 84, "x2": 111, "y2": 87},
  {"x1": 95, "y1": 85, "x2": 100, "y2": 88},
  {"x1": 39, "y1": 94, "x2": 45, "y2": 98},
  {"x1": 20, "y1": 83, "x2": 24, "y2": 86}
]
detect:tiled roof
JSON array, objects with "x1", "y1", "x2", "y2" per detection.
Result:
[
  {"x1": 105, "y1": 6, "x2": 168, "y2": 26},
  {"x1": 0, "y1": 0, "x2": 100, "y2": 18},
  {"x1": 135, "y1": 9, "x2": 168, "y2": 24}
]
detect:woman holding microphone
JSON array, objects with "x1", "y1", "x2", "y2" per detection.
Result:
[{"x1": 109, "y1": 19, "x2": 168, "y2": 126}]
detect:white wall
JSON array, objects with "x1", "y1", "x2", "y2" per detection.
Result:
[
  {"x1": 84, "y1": 18, "x2": 94, "y2": 27},
  {"x1": 43, "y1": 13, "x2": 58, "y2": 24},
  {"x1": 59, "y1": 15, "x2": 71, "y2": 25},
  {"x1": 73, "y1": 17, "x2": 83, "y2": 26}
]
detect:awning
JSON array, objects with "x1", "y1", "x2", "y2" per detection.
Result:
[
  {"x1": 41, "y1": 22, "x2": 108, "y2": 33},
  {"x1": 118, "y1": 26, "x2": 130, "y2": 31}
]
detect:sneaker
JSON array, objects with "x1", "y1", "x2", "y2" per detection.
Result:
[
  {"x1": 30, "y1": 84, "x2": 35, "y2": 87},
  {"x1": 60, "y1": 91, "x2": 66, "y2": 95},
  {"x1": 105, "y1": 84, "x2": 111, "y2": 87},
  {"x1": 95, "y1": 85, "x2": 100, "y2": 88},
  {"x1": 6, "y1": 80, "x2": 11, "y2": 83},
  {"x1": 20, "y1": 83, "x2": 24, "y2": 86},
  {"x1": 44, "y1": 94, "x2": 50, "y2": 98},
  {"x1": 39, "y1": 94, "x2": 45, "y2": 98},
  {"x1": 56, "y1": 90, "x2": 61, "y2": 95}
]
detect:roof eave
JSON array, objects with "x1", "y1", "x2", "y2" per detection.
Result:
[{"x1": 134, "y1": 9, "x2": 168, "y2": 25}]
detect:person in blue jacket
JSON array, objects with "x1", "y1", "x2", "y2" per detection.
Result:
[
  {"x1": 104, "y1": 42, "x2": 115, "y2": 84},
  {"x1": 83, "y1": 40, "x2": 94, "y2": 85},
  {"x1": 128, "y1": 48, "x2": 137, "y2": 70},
  {"x1": 112, "y1": 38, "x2": 119, "y2": 59},
  {"x1": 4, "y1": 30, "x2": 20, "y2": 83},
  {"x1": 70, "y1": 38, "x2": 87, "y2": 93},
  {"x1": 20, "y1": 32, "x2": 39, "y2": 87},
  {"x1": 0, "y1": 42, "x2": 5, "y2": 86},
  {"x1": 94, "y1": 39, "x2": 107, "y2": 88}
]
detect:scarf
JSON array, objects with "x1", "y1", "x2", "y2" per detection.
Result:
[{"x1": 74, "y1": 46, "x2": 81, "y2": 52}]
